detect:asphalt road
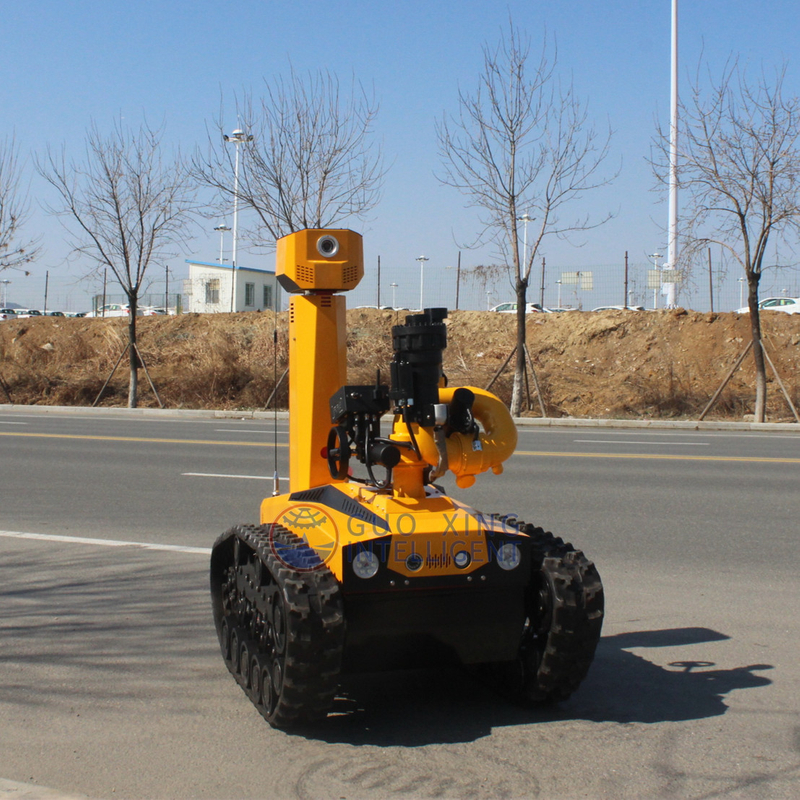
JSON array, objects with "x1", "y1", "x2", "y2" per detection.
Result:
[{"x1": 1, "y1": 408, "x2": 799, "y2": 799}]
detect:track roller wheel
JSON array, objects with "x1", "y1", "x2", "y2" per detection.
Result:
[
  {"x1": 491, "y1": 520, "x2": 604, "y2": 705},
  {"x1": 210, "y1": 524, "x2": 345, "y2": 729}
]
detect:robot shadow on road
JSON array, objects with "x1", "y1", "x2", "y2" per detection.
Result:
[{"x1": 300, "y1": 626, "x2": 773, "y2": 747}]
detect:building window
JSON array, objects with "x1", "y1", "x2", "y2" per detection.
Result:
[
  {"x1": 245, "y1": 282, "x2": 255, "y2": 307},
  {"x1": 205, "y1": 279, "x2": 220, "y2": 304},
  {"x1": 263, "y1": 285, "x2": 273, "y2": 309}
]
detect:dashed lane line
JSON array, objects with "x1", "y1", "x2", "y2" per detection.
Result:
[
  {"x1": 0, "y1": 530, "x2": 211, "y2": 555},
  {"x1": 0, "y1": 431, "x2": 287, "y2": 447},
  {"x1": 515, "y1": 450, "x2": 800, "y2": 463}
]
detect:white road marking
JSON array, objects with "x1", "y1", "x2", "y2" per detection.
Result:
[
  {"x1": 0, "y1": 530, "x2": 211, "y2": 555},
  {"x1": 0, "y1": 420, "x2": 28, "y2": 425},
  {"x1": 573, "y1": 439, "x2": 710, "y2": 446},
  {"x1": 214, "y1": 427, "x2": 286, "y2": 433},
  {"x1": 519, "y1": 428, "x2": 800, "y2": 440},
  {"x1": 182, "y1": 472, "x2": 289, "y2": 481}
]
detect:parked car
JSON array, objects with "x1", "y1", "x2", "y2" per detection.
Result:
[
  {"x1": 490, "y1": 302, "x2": 549, "y2": 313},
  {"x1": 142, "y1": 306, "x2": 167, "y2": 316},
  {"x1": 0, "y1": 307, "x2": 18, "y2": 320},
  {"x1": 591, "y1": 305, "x2": 645, "y2": 312},
  {"x1": 84, "y1": 303, "x2": 142, "y2": 318},
  {"x1": 735, "y1": 296, "x2": 800, "y2": 314},
  {"x1": 43, "y1": 310, "x2": 66, "y2": 317},
  {"x1": 13, "y1": 308, "x2": 43, "y2": 318}
]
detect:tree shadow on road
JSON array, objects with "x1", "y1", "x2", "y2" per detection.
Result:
[{"x1": 302, "y1": 626, "x2": 773, "y2": 747}]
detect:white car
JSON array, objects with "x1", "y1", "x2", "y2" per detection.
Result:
[
  {"x1": 84, "y1": 303, "x2": 142, "y2": 318},
  {"x1": 591, "y1": 305, "x2": 646, "y2": 312},
  {"x1": 490, "y1": 302, "x2": 549, "y2": 313},
  {"x1": 735, "y1": 296, "x2": 800, "y2": 314},
  {"x1": 12, "y1": 308, "x2": 43, "y2": 318},
  {"x1": 0, "y1": 307, "x2": 17, "y2": 320}
]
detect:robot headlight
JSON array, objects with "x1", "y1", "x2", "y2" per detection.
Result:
[
  {"x1": 496, "y1": 542, "x2": 521, "y2": 571},
  {"x1": 352, "y1": 549, "x2": 380, "y2": 579}
]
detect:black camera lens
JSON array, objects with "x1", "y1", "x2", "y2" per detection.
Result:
[{"x1": 316, "y1": 235, "x2": 339, "y2": 257}]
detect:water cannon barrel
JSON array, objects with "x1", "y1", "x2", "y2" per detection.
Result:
[{"x1": 389, "y1": 308, "x2": 448, "y2": 426}]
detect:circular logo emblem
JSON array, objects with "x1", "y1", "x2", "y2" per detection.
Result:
[{"x1": 268, "y1": 503, "x2": 339, "y2": 572}]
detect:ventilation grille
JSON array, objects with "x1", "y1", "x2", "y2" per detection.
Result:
[
  {"x1": 296, "y1": 264, "x2": 315, "y2": 284},
  {"x1": 426, "y1": 554, "x2": 452, "y2": 569},
  {"x1": 343, "y1": 265, "x2": 359, "y2": 284},
  {"x1": 290, "y1": 487, "x2": 326, "y2": 502}
]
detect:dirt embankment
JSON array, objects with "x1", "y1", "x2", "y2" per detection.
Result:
[{"x1": 1, "y1": 308, "x2": 799, "y2": 420}]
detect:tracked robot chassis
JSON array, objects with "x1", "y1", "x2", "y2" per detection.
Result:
[{"x1": 209, "y1": 229, "x2": 604, "y2": 728}]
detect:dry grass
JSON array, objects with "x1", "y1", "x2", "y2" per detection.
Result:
[{"x1": 1, "y1": 307, "x2": 799, "y2": 420}]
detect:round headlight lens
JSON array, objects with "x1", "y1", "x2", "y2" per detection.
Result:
[
  {"x1": 496, "y1": 542, "x2": 521, "y2": 571},
  {"x1": 453, "y1": 550, "x2": 471, "y2": 569},
  {"x1": 406, "y1": 553, "x2": 423, "y2": 572},
  {"x1": 352, "y1": 549, "x2": 380, "y2": 580},
  {"x1": 316, "y1": 234, "x2": 340, "y2": 258}
]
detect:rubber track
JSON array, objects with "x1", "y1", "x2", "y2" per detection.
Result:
[
  {"x1": 495, "y1": 514, "x2": 604, "y2": 704},
  {"x1": 210, "y1": 524, "x2": 344, "y2": 728}
]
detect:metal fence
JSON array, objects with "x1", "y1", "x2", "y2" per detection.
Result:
[{"x1": 5, "y1": 257, "x2": 800, "y2": 315}]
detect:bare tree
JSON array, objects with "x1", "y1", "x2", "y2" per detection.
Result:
[
  {"x1": 193, "y1": 67, "x2": 385, "y2": 246},
  {"x1": 437, "y1": 21, "x2": 613, "y2": 416},
  {"x1": 38, "y1": 121, "x2": 196, "y2": 407},
  {"x1": 655, "y1": 60, "x2": 800, "y2": 421},
  {"x1": 0, "y1": 135, "x2": 41, "y2": 274}
]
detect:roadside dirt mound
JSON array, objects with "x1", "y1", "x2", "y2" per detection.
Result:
[{"x1": 1, "y1": 308, "x2": 799, "y2": 420}]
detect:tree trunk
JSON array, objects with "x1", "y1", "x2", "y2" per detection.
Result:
[
  {"x1": 747, "y1": 273, "x2": 767, "y2": 422},
  {"x1": 510, "y1": 277, "x2": 528, "y2": 416},
  {"x1": 127, "y1": 297, "x2": 139, "y2": 409}
]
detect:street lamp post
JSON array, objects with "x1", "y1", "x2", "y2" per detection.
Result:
[
  {"x1": 390, "y1": 282, "x2": 398, "y2": 308},
  {"x1": 556, "y1": 279, "x2": 562, "y2": 308},
  {"x1": 738, "y1": 276, "x2": 745, "y2": 308},
  {"x1": 1, "y1": 279, "x2": 10, "y2": 307},
  {"x1": 223, "y1": 129, "x2": 253, "y2": 311},
  {"x1": 416, "y1": 255, "x2": 429, "y2": 310},
  {"x1": 214, "y1": 224, "x2": 231, "y2": 264},
  {"x1": 648, "y1": 252, "x2": 662, "y2": 309},
  {"x1": 517, "y1": 213, "x2": 534, "y2": 272}
]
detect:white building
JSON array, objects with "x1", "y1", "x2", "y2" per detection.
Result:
[{"x1": 185, "y1": 260, "x2": 281, "y2": 314}]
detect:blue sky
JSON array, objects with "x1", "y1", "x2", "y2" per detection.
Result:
[{"x1": 5, "y1": 0, "x2": 800, "y2": 311}]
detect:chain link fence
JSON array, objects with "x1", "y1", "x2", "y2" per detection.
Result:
[{"x1": 5, "y1": 257, "x2": 800, "y2": 315}]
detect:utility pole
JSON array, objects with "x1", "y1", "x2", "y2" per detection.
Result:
[
  {"x1": 377, "y1": 255, "x2": 381, "y2": 307},
  {"x1": 708, "y1": 248, "x2": 714, "y2": 313},
  {"x1": 455, "y1": 251, "x2": 461, "y2": 310},
  {"x1": 539, "y1": 257, "x2": 546, "y2": 308},
  {"x1": 666, "y1": 0, "x2": 679, "y2": 308},
  {"x1": 416, "y1": 255, "x2": 429, "y2": 310},
  {"x1": 624, "y1": 251, "x2": 629, "y2": 309},
  {"x1": 43, "y1": 271, "x2": 49, "y2": 313}
]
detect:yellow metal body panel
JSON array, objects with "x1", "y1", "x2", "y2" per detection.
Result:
[
  {"x1": 287, "y1": 292, "x2": 347, "y2": 491},
  {"x1": 277, "y1": 229, "x2": 363, "y2": 293},
  {"x1": 259, "y1": 485, "x2": 506, "y2": 583}
]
